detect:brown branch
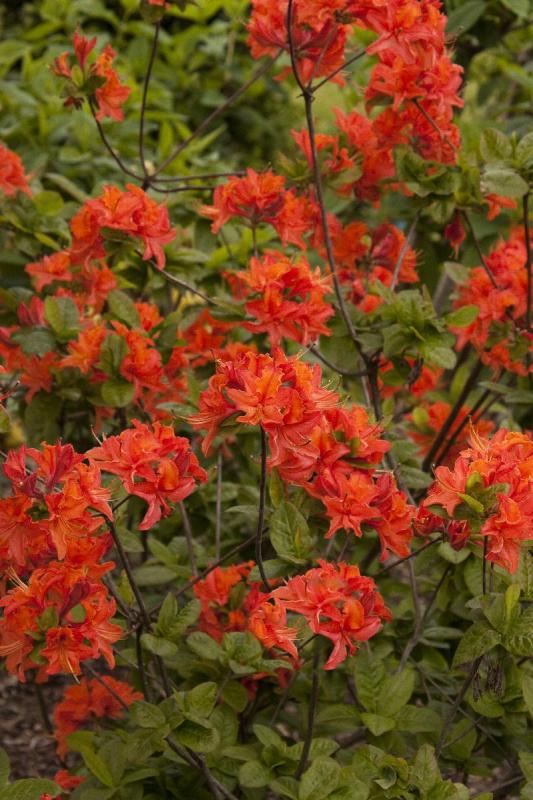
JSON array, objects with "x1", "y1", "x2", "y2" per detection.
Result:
[
  {"x1": 150, "y1": 54, "x2": 280, "y2": 179},
  {"x1": 139, "y1": 21, "x2": 161, "y2": 184}
]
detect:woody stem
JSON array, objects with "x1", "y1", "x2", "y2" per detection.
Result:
[
  {"x1": 286, "y1": 0, "x2": 373, "y2": 407},
  {"x1": 107, "y1": 517, "x2": 151, "y2": 629},
  {"x1": 295, "y1": 638, "x2": 321, "y2": 779},
  {"x1": 422, "y1": 358, "x2": 483, "y2": 472},
  {"x1": 150, "y1": 53, "x2": 279, "y2": 179},
  {"x1": 435, "y1": 657, "x2": 481, "y2": 758},
  {"x1": 89, "y1": 100, "x2": 143, "y2": 182},
  {"x1": 523, "y1": 193, "x2": 532, "y2": 331},
  {"x1": 139, "y1": 21, "x2": 161, "y2": 184},
  {"x1": 215, "y1": 448, "x2": 223, "y2": 561},
  {"x1": 179, "y1": 501, "x2": 198, "y2": 576},
  {"x1": 256, "y1": 427, "x2": 271, "y2": 592}
]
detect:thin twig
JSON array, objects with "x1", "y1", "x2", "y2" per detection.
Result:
[
  {"x1": 151, "y1": 54, "x2": 280, "y2": 178},
  {"x1": 215, "y1": 448, "x2": 223, "y2": 561},
  {"x1": 435, "y1": 658, "x2": 481, "y2": 758},
  {"x1": 412, "y1": 98, "x2": 457, "y2": 155},
  {"x1": 433, "y1": 388, "x2": 492, "y2": 467},
  {"x1": 89, "y1": 100, "x2": 142, "y2": 181},
  {"x1": 312, "y1": 48, "x2": 366, "y2": 92},
  {"x1": 461, "y1": 212, "x2": 498, "y2": 289},
  {"x1": 255, "y1": 428, "x2": 271, "y2": 591},
  {"x1": 375, "y1": 536, "x2": 442, "y2": 576},
  {"x1": 155, "y1": 265, "x2": 215, "y2": 305},
  {"x1": 148, "y1": 533, "x2": 257, "y2": 619},
  {"x1": 179, "y1": 501, "x2": 198, "y2": 576},
  {"x1": 139, "y1": 21, "x2": 161, "y2": 184},
  {"x1": 149, "y1": 183, "x2": 217, "y2": 194},
  {"x1": 153, "y1": 170, "x2": 246, "y2": 183},
  {"x1": 390, "y1": 210, "x2": 420, "y2": 291},
  {"x1": 295, "y1": 640, "x2": 321, "y2": 779},
  {"x1": 105, "y1": 517, "x2": 151, "y2": 628},
  {"x1": 422, "y1": 359, "x2": 483, "y2": 472},
  {"x1": 396, "y1": 563, "x2": 452, "y2": 673},
  {"x1": 307, "y1": 344, "x2": 368, "y2": 378},
  {"x1": 34, "y1": 682, "x2": 53, "y2": 735},
  {"x1": 286, "y1": 0, "x2": 371, "y2": 405},
  {"x1": 524, "y1": 193, "x2": 532, "y2": 331}
]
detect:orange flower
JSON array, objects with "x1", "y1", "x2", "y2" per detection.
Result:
[
  {"x1": 425, "y1": 428, "x2": 533, "y2": 573},
  {"x1": 270, "y1": 561, "x2": 391, "y2": 669},
  {"x1": 229, "y1": 250, "x2": 334, "y2": 346},
  {"x1": 0, "y1": 142, "x2": 31, "y2": 197},
  {"x1": 53, "y1": 676, "x2": 141, "y2": 757},
  {"x1": 70, "y1": 183, "x2": 175, "y2": 269},
  {"x1": 25, "y1": 251, "x2": 72, "y2": 292},
  {"x1": 87, "y1": 420, "x2": 207, "y2": 530}
]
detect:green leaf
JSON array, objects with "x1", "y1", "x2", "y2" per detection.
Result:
[
  {"x1": 174, "y1": 719, "x2": 219, "y2": 753},
  {"x1": 130, "y1": 701, "x2": 167, "y2": 728},
  {"x1": 504, "y1": 607, "x2": 533, "y2": 656},
  {"x1": 107, "y1": 289, "x2": 141, "y2": 328},
  {"x1": 187, "y1": 631, "x2": 221, "y2": 660},
  {"x1": 33, "y1": 190, "x2": 64, "y2": 216},
  {"x1": 376, "y1": 669, "x2": 415, "y2": 716},
  {"x1": 479, "y1": 128, "x2": 513, "y2": 162},
  {"x1": 185, "y1": 682, "x2": 217, "y2": 718},
  {"x1": 500, "y1": 0, "x2": 530, "y2": 16},
  {"x1": 13, "y1": 326, "x2": 56, "y2": 356},
  {"x1": 269, "y1": 468, "x2": 285, "y2": 509},
  {"x1": 446, "y1": 0, "x2": 485, "y2": 33},
  {"x1": 410, "y1": 745, "x2": 440, "y2": 793},
  {"x1": 519, "y1": 552, "x2": 533, "y2": 599},
  {"x1": 100, "y1": 379, "x2": 135, "y2": 408},
  {"x1": 443, "y1": 262, "x2": 470, "y2": 285},
  {"x1": 299, "y1": 757, "x2": 341, "y2": 800},
  {"x1": 452, "y1": 622, "x2": 501, "y2": 667},
  {"x1": 0, "y1": 750, "x2": 9, "y2": 787},
  {"x1": 396, "y1": 706, "x2": 442, "y2": 733},
  {"x1": 0, "y1": 780, "x2": 60, "y2": 800},
  {"x1": 98, "y1": 332, "x2": 128, "y2": 376},
  {"x1": 239, "y1": 760, "x2": 272, "y2": 789},
  {"x1": 141, "y1": 632, "x2": 178, "y2": 658},
  {"x1": 360, "y1": 713, "x2": 396, "y2": 736},
  {"x1": 44, "y1": 296, "x2": 80, "y2": 340},
  {"x1": 157, "y1": 595, "x2": 201, "y2": 639},
  {"x1": 481, "y1": 167, "x2": 529, "y2": 197},
  {"x1": 78, "y1": 748, "x2": 115, "y2": 788},
  {"x1": 270, "y1": 501, "x2": 313, "y2": 564},
  {"x1": 522, "y1": 672, "x2": 533, "y2": 717},
  {"x1": 353, "y1": 651, "x2": 385, "y2": 713},
  {"x1": 516, "y1": 132, "x2": 533, "y2": 168},
  {"x1": 445, "y1": 305, "x2": 479, "y2": 328},
  {"x1": 426, "y1": 345, "x2": 457, "y2": 369},
  {"x1": 253, "y1": 724, "x2": 285, "y2": 749},
  {"x1": 221, "y1": 681, "x2": 249, "y2": 712}
]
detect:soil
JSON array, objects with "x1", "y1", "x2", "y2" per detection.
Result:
[{"x1": 0, "y1": 671, "x2": 64, "y2": 780}]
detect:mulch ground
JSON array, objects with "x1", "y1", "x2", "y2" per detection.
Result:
[{"x1": 0, "y1": 671, "x2": 64, "y2": 780}]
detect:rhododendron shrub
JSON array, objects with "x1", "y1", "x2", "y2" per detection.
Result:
[{"x1": 0, "y1": 1, "x2": 533, "y2": 799}]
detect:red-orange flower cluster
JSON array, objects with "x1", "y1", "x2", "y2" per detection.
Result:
[
  {"x1": 0, "y1": 142, "x2": 32, "y2": 198},
  {"x1": 226, "y1": 250, "x2": 334, "y2": 345},
  {"x1": 452, "y1": 229, "x2": 533, "y2": 375},
  {"x1": 53, "y1": 30, "x2": 131, "y2": 121},
  {"x1": 200, "y1": 168, "x2": 316, "y2": 248},
  {"x1": 87, "y1": 420, "x2": 207, "y2": 529},
  {"x1": 255, "y1": 561, "x2": 391, "y2": 669},
  {"x1": 189, "y1": 348, "x2": 414, "y2": 558},
  {"x1": 0, "y1": 561, "x2": 121, "y2": 680},
  {"x1": 53, "y1": 676, "x2": 142, "y2": 757},
  {"x1": 70, "y1": 184, "x2": 176, "y2": 269},
  {"x1": 424, "y1": 428, "x2": 533, "y2": 573}
]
